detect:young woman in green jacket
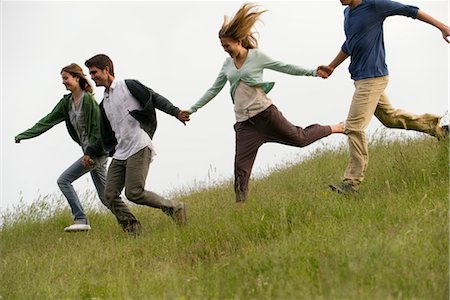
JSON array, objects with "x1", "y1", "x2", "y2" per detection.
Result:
[{"x1": 15, "y1": 63, "x2": 109, "y2": 232}]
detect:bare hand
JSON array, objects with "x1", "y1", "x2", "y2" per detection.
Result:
[
  {"x1": 15, "y1": 137, "x2": 21, "y2": 143},
  {"x1": 82, "y1": 155, "x2": 94, "y2": 168},
  {"x1": 177, "y1": 110, "x2": 191, "y2": 125},
  {"x1": 442, "y1": 25, "x2": 450, "y2": 43},
  {"x1": 317, "y1": 65, "x2": 335, "y2": 79}
]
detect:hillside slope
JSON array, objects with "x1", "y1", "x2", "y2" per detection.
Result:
[{"x1": 1, "y1": 136, "x2": 448, "y2": 299}]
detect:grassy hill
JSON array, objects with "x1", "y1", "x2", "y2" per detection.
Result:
[{"x1": 1, "y1": 135, "x2": 448, "y2": 299}]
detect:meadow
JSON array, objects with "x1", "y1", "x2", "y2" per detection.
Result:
[{"x1": 1, "y1": 134, "x2": 448, "y2": 299}]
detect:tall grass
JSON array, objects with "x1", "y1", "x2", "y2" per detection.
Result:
[{"x1": 0, "y1": 135, "x2": 448, "y2": 299}]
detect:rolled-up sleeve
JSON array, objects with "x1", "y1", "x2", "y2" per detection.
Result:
[{"x1": 375, "y1": 0, "x2": 419, "y2": 19}]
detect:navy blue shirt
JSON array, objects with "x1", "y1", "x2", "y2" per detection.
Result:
[{"x1": 341, "y1": 0, "x2": 419, "y2": 80}]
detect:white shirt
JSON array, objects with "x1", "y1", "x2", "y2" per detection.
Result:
[
  {"x1": 103, "y1": 78, "x2": 156, "y2": 161},
  {"x1": 233, "y1": 81, "x2": 272, "y2": 122}
]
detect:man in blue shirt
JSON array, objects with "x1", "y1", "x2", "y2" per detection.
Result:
[{"x1": 319, "y1": 0, "x2": 450, "y2": 195}]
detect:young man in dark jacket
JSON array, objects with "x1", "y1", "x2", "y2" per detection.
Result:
[{"x1": 84, "y1": 54, "x2": 190, "y2": 234}]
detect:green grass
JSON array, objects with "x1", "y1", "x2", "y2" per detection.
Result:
[{"x1": 1, "y1": 134, "x2": 448, "y2": 299}]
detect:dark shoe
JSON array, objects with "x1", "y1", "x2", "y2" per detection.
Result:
[
  {"x1": 435, "y1": 124, "x2": 449, "y2": 140},
  {"x1": 174, "y1": 203, "x2": 187, "y2": 226},
  {"x1": 164, "y1": 203, "x2": 187, "y2": 226},
  {"x1": 442, "y1": 125, "x2": 449, "y2": 136},
  {"x1": 122, "y1": 220, "x2": 142, "y2": 236},
  {"x1": 329, "y1": 182, "x2": 358, "y2": 196}
]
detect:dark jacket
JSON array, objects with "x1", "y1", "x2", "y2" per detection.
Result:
[{"x1": 85, "y1": 79, "x2": 181, "y2": 157}]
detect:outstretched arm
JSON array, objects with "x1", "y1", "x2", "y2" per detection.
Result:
[
  {"x1": 416, "y1": 10, "x2": 450, "y2": 43},
  {"x1": 317, "y1": 50, "x2": 350, "y2": 78},
  {"x1": 14, "y1": 99, "x2": 66, "y2": 143}
]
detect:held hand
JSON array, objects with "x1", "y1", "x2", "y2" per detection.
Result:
[
  {"x1": 317, "y1": 65, "x2": 335, "y2": 79},
  {"x1": 442, "y1": 25, "x2": 450, "y2": 43},
  {"x1": 177, "y1": 110, "x2": 191, "y2": 125},
  {"x1": 316, "y1": 69, "x2": 330, "y2": 79},
  {"x1": 82, "y1": 155, "x2": 94, "y2": 168}
]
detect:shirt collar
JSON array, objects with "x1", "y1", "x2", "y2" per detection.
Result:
[{"x1": 105, "y1": 78, "x2": 120, "y2": 97}]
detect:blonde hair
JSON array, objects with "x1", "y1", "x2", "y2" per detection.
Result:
[
  {"x1": 219, "y1": 3, "x2": 267, "y2": 49},
  {"x1": 61, "y1": 63, "x2": 93, "y2": 93}
]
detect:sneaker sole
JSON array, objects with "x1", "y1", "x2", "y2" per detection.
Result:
[
  {"x1": 328, "y1": 184, "x2": 357, "y2": 196},
  {"x1": 64, "y1": 225, "x2": 91, "y2": 232},
  {"x1": 64, "y1": 228, "x2": 91, "y2": 232}
]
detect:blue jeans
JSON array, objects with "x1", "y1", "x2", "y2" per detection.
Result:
[{"x1": 57, "y1": 156, "x2": 108, "y2": 223}]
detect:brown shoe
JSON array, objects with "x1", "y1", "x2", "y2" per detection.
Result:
[{"x1": 171, "y1": 202, "x2": 187, "y2": 226}]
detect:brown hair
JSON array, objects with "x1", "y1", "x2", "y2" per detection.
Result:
[
  {"x1": 85, "y1": 54, "x2": 115, "y2": 77},
  {"x1": 218, "y1": 3, "x2": 267, "y2": 49},
  {"x1": 61, "y1": 63, "x2": 93, "y2": 93}
]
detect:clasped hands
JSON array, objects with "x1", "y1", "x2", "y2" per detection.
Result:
[
  {"x1": 316, "y1": 65, "x2": 335, "y2": 79},
  {"x1": 177, "y1": 110, "x2": 191, "y2": 125}
]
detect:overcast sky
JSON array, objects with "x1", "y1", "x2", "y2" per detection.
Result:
[{"x1": 1, "y1": 1, "x2": 448, "y2": 213}]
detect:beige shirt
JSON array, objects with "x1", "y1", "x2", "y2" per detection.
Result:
[{"x1": 233, "y1": 81, "x2": 273, "y2": 122}]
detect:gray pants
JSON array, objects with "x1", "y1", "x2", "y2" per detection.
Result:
[
  {"x1": 105, "y1": 147, "x2": 179, "y2": 228},
  {"x1": 234, "y1": 105, "x2": 332, "y2": 202}
]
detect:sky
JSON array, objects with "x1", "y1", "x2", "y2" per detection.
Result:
[{"x1": 1, "y1": 1, "x2": 448, "y2": 213}]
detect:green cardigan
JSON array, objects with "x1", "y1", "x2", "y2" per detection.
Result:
[{"x1": 15, "y1": 92, "x2": 102, "y2": 149}]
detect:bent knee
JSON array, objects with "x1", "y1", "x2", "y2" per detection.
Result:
[
  {"x1": 125, "y1": 188, "x2": 144, "y2": 202},
  {"x1": 56, "y1": 176, "x2": 68, "y2": 186}
]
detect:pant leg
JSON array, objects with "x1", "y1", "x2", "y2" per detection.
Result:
[
  {"x1": 89, "y1": 155, "x2": 110, "y2": 210},
  {"x1": 57, "y1": 157, "x2": 92, "y2": 222},
  {"x1": 104, "y1": 158, "x2": 138, "y2": 226},
  {"x1": 124, "y1": 147, "x2": 179, "y2": 209},
  {"x1": 344, "y1": 76, "x2": 389, "y2": 189},
  {"x1": 256, "y1": 105, "x2": 332, "y2": 147},
  {"x1": 374, "y1": 93, "x2": 441, "y2": 136},
  {"x1": 234, "y1": 121, "x2": 265, "y2": 202}
]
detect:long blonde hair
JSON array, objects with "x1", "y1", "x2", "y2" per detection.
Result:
[{"x1": 219, "y1": 3, "x2": 267, "y2": 49}]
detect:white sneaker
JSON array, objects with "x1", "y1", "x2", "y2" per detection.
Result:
[{"x1": 64, "y1": 223, "x2": 91, "y2": 232}]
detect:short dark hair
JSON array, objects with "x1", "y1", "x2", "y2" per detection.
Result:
[{"x1": 85, "y1": 54, "x2": 115, "y2": 76}]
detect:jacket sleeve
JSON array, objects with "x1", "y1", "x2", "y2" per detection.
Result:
[
  {"x1": 188, "y1": 66, "x2": 227, "y2": 114},
  {"x1": 150, "y1": 89, "x2": 181, "y2": 117},
  {"x1": 15, "y1": 98, "x2": 66, "y2": 141},
  {"x1": 126, "y1": 79, "x2": 181, "y2": 117},
  {"x1": 258, "y1": 50, "x2": 317, "y2": 77},
  {"x1": 83, "y1": 93, "x2": 102, "y2": 144}
]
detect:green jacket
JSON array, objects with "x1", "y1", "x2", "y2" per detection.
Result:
[{"x1": 15, "y1": 92, "x2": 102, "y2": 150}]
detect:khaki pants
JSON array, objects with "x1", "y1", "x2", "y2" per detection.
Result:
[
  {"x1": 344, "y1": 76, "x2": 441, "y2": 189},
  {"x1": 105, "y1": 147, "x2": 179, "y2": 228}
]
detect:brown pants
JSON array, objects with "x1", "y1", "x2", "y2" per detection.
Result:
[
  {"x1": 105, "y1": 147, "x2": 179, "y2": 229},
  {"x1": 233, "y1": 105, "x2": 332, "y2": 202}
]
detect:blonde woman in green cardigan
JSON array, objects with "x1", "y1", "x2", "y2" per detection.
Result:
[
  {"x1": 15, "y1": 63, "x2": 109, "y2": 232},
  {"x1": 185, "y1": 3, "x2": 344, "y2": 204}
]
